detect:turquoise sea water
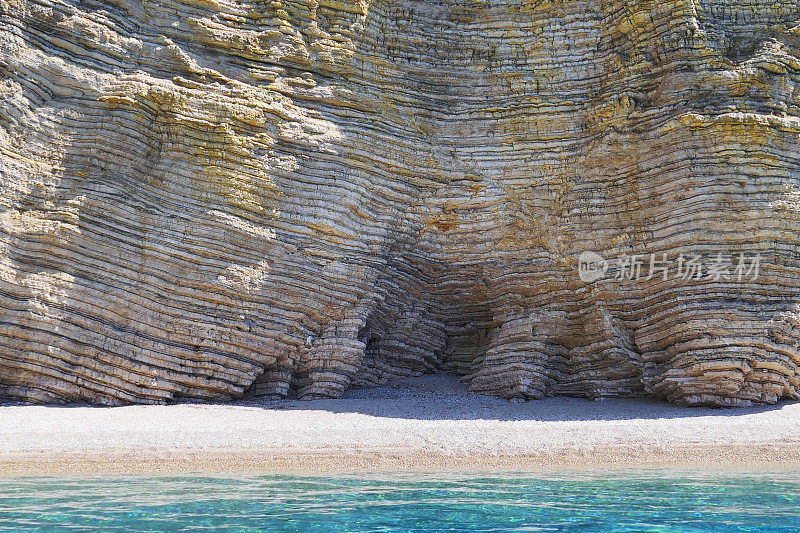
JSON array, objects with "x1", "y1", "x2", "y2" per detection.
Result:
[{"x1": 1, "y1": 472, "x2": 799, "y2": 532}]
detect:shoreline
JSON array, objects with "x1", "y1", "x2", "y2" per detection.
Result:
[
  {"x1": 3, "y1": 375, "x2": 800, "y2": 476},
  {"x1": 4, "y1": 445, "x2": 800, "y2": 476}
]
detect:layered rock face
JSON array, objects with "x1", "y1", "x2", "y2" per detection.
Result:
[{"x1": 1, "y1": 0, "x2": 800, "y2": 406}]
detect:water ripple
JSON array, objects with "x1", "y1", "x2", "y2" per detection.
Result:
[{"x1": 1, "y1": 472, "x2": 799, "y2": 532}]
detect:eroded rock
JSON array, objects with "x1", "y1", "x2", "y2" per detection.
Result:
[{"x1": 1, "y1": 0, "x2": 799, "y2": 406}]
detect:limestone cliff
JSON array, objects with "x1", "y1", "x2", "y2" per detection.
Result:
[{"x1": 1, "y1": 0, "x2": 799, "y2": 406}]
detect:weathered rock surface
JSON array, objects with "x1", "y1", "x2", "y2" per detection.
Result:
[{"x1": 1, "y1": 0, "x2": 800, "y2": 406}]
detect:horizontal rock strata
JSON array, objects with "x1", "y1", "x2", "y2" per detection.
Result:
[{"x1": 1, "y1": 0, "x2": 800, "y2": 406}]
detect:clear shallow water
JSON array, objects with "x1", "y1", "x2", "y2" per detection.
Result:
[{"x1": 1, "y1": 472, "x2": 799, "y2": 532}]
